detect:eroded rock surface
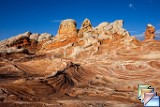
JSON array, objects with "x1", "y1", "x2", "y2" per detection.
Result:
[
  {"x1": 79, "y1": 18, "x2": 93, "y2": 34},
  {"x1": 0, "y1": 18, "x2": 160, "y2": 107},
  {"x1": 145, "y1": 24, "x2": 155, "y2": 40},
  {"x1": 58, "y1": 19, "x2": 78, "y2": 38}
]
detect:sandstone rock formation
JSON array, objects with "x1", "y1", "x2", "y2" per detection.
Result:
[
  {"x1": 42, "y1": 19, "x2": 138, "y2": 55},
  {"x1": 38, "y1": 33, "x2": 52, "y2": 42},
  {"x1": 29, "y1": 33, "x2": 39, "y2": 40},
  {"x1": 58, "y1": 19, "x2": 78, "y2": 38},
  {"x1": 95, "y1": 22, "x2": 109, "y2": 34},
  {"x1": 0, "y1": 32, "x2": 32, "y2": 57},
  {"x1": 0, "y1": 32, "x2": 53, "y2": 57},
  {"x1": 1, "y1": 19, "x2": 160, "y2": 107},
  {"x1": 144, "y1": 24, "x2": 155, "y2": 40},
  {"x1": 79, "y1": 18, "x2": 93, "y2": 33},
  {"x1": 40, "y1": 19, "x2": 78, "y2": 50},
  {"x1": 44, "y1": 62, "x2": 95, "y2": 92}
]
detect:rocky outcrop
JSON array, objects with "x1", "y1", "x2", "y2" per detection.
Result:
[
  {"x1": 0, "y1": 31, "x2": 32, "y2": 49},
  {"x1": 0, "y1": 32, "x2": 53, "y2": 56},
  {"x1": 95, "y1": 22, "x2": 109, "y2": 34},
  {"x1": 145, "y1": 24, "x2": 155, "y2": 41},
  {"x1": 30, "y1": 33, "x2": 39, "y2": 41},
  {"x1": 38, "y1": 33, "x2": 52, "y2": 42},
  {"x1": 0, "y1": 32, "x2": 31, "y2": 57},
  {"x1": 7, "y1": 31, "x2": 31, "y2": 47},
  {"x1": 111, "y1": 20, "x2": 130, "y2": 36},
  {"x1": 41, "y1": 19, "x2": 78, "y2": 50},
  {"x1": 29, "y1": 33, "x2": 39, "y2": 47},
  {"x1": 78, "y1": 18, "x2": 93, "y2": 34},
  {"x1": 42, "y1": 19, "x2": 140, "y2": 56},
  {"x1": 95, "y1": 20, "x2": 130, "y2": 37},
  {"x1": 58, "y1": 19, "x2": 78, "y2": 39},
  {"x1": 0, "y1": 18, "x2": 141, "y2": 59}
]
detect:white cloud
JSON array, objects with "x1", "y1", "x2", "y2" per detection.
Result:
[
  {"x1": 128, "y1": 3, "x2": 135, "y2": 9},
  {"x1": 129, "y1": 31, "x2": 137, "y2": 33},
  {"x1": 129, "y1": 3, "x2": 133, "y2": 8},
  {"x1": 135, "y1": 32, "x2": 144, "y2": 40},
  {"x1": 51, "y1": 20, "x2": 62, "y2": 23},
  {"x1": 135, "y1": 33, "x2": 144, "y2": 37},
  {"x1": 155, "y1": 29, "x2": 160, "y2": 37}
]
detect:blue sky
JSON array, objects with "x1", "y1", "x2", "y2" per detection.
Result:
[{"x1": 0, "y1": 0, "x2": 160, "y2": 40}]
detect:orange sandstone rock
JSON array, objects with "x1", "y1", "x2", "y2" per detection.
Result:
[
  {"x1": 58, "y1": 19, "x2": 78, "y2": 38},
  {"x1": 145, "y1": 24, "x2": 155, "y2": 40},
  {"x1": 79, "y1": 18, "x2": 93, "y2": 33}
]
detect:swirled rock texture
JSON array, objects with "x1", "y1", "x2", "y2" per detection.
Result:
[{"x1": 0, "y1": 19, "x2": 160, "y2": 107}]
